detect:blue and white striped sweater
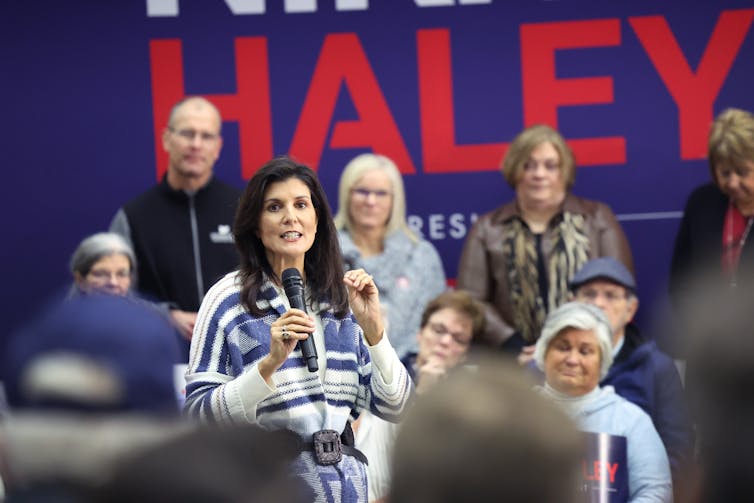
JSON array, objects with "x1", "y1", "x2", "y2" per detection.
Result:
[{"x1": 185, "y1": 272, "x2": 412, "y2": 437}]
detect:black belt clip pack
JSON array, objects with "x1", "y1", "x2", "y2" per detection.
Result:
[
  {"x1": 313, "y1": 429, "x2": 342, "y2": 465},
  {"x1": 306, "y1": 422, "x2": 368, "y2": 466}
]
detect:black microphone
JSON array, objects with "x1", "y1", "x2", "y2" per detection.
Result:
[{"x1": 281, "y1": 268, "x2": 318, "y2": 372}]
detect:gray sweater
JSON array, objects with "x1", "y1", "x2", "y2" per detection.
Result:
[{"x1": 339, "y1": 229, "x2": 447, "y2": 358}]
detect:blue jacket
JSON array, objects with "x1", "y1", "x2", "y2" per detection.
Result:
[
  {"x1": 602, "y1": 324, "x2": 694, "y2": 481},
  {"x1": 537, "y1": 385, "x2": 673, "y2": 502}
]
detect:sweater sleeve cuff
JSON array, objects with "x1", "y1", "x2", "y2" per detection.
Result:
[
  {"x1": 367, "y1": 330, "x2": 398, "y2": 385},
  {"x1": 222, "y1": 365, "x2": 276, "y2": 423}
]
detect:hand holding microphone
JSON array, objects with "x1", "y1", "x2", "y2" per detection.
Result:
[
  {"x1": 267, "y1": 267, "x2": 383, "y2": 378},
  {"x1": 282, "y1": 268, "x2": 318, "y2": 372},
  {"x1": 258, "y1": 269, "x2": 316, "y2": 381}
]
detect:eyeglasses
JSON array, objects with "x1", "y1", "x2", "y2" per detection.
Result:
[
  {"x1": 170, "y1": 128, "x2": 220, "y2": 143},
  {"x1": 351, "y1": 188, "x2": 392, "y2": 199},
  {"x1": 523, "y1": 159, "x2": 560, "y2": 172},
  {"x1": 427, "y1": 322, "x2": 471, "y2": 346},
  {"x1": 716, "y1": 164, "x2": 753, "y2": 180},
  {"x1": 87, "y1": 269, "x2": 131, "y2": 281},
  {"x1": 576, "y1": 288, "x2": 627, "y2": 303}
]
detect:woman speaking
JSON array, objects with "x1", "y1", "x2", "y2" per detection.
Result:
[{"x1": 184, "y1": 157, "x2": 412, "y2": 502}]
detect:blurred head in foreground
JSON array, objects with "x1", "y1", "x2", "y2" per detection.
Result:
[
  {"x1": 390, "y1": 353, "x2": 583, "y2": 503},
  {"x1": 95, "y1": 424, "x2": 306, "y2": 503},
  {"x1": 683, "y1": 282, "x2": 754, "y2": 502},
  {"x1": 2, "y1": 294, "x2": 180, "y2": 414}
]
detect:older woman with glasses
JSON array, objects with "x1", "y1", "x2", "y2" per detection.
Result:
[
  {"x1": 69, "y1": 233, "x2": 179, "y2": 340},
  {"x1": 69, "y1": 232, "x2": 137, "y2": 297},
  {"x1": 334, "y1": 153, "x2": 447, "y2": 359},
  {"x1": 457, "y1": 124, "x2": 633, "y2": 359}
]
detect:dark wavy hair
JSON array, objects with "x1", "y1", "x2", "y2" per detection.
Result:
[{"x1": 234, "y1": 157, "x2": 348, "y2": 317}]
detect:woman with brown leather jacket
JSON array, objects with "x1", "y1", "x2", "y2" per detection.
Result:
[{"x1": 457, "y1": 124, "x2": 633, "y2": 359}]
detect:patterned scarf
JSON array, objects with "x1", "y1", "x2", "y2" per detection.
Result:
[{"x1": 503, "y1": 212, "x2": 590, "y2": 343}]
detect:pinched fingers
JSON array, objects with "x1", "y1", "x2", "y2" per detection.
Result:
[
  {"x1": 343, "y1": 268, "x2": 377, "y2": 292},
  {"x1": 343, "y1": 269, "x2": 384, "y2": 345}
]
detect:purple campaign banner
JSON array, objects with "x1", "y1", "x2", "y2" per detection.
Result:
[{"x1": 3, "y1": 1, "x2": 754, "y2": 350}]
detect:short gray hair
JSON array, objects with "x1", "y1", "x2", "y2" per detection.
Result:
[
  {"x1": 534, "y1": 302, "x2": 614, "y2": 379},
  {"x1": 70, "y1": 233, "x2": 136, "y2": 278}
]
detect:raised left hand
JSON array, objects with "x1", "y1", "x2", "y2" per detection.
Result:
[{"x1": 344, "y1": 268, "x2": 384, "y2": 345}]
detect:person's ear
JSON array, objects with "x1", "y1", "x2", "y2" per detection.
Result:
[
  {"x1": 208, "y1": 135, "x2": 223, "y2": 164},
  {"x1": 74, "y1": 271, "x2": 87, "y2": 290},
  {"x1": 161, "y1": 127, "x2": 172, "y2": 152},
  {"x1": 626, "y1": 296, "x2": 639, "y2": 323}
]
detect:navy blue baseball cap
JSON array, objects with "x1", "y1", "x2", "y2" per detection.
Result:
[
  {"x1": 569, "y1": 257, "x2": 636, "y2": 292},
  {"x1": 2, "y1": 294, "x2": 180, "y2": 413}
]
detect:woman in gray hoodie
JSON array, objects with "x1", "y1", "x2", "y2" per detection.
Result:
[{"x1": 534, "y1": 302, "x2": 672, "y2": 502}]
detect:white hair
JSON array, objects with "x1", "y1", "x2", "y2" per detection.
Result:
[{"x1": 534, "y1": 302, "x2": 614, "y2": 379}]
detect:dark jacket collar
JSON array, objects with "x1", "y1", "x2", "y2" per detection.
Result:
[
  {"x1": 159, "y1": 173, "x2": 215, "y2": 200},
  {"x1": 612, "y1": 323, "x2": 646, "y2": 365}
]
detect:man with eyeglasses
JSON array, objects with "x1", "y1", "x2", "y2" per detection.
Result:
[
  {"x1": 110, "y1": 97, "x2": 241, "y2": 357},
  {"x1": 569, "y1": 257, "x2": 694, "y2": 500}
]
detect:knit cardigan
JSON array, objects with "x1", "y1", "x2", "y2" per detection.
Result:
[{"x1": 184, "y1": 272, "x2": 412, "y2": 501}]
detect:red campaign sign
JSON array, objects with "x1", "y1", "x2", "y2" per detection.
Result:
[{"x1": 149, "y1": 9, "x2": 753, "y2": 180}]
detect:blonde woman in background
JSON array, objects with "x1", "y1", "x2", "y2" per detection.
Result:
[{"x1": 334, "y1": 153, "x2": 446, "y2": 359}]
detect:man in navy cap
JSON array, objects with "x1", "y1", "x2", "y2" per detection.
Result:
[{"x1": 570, "y1": 257, "x2": 694, "y2": 499}]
